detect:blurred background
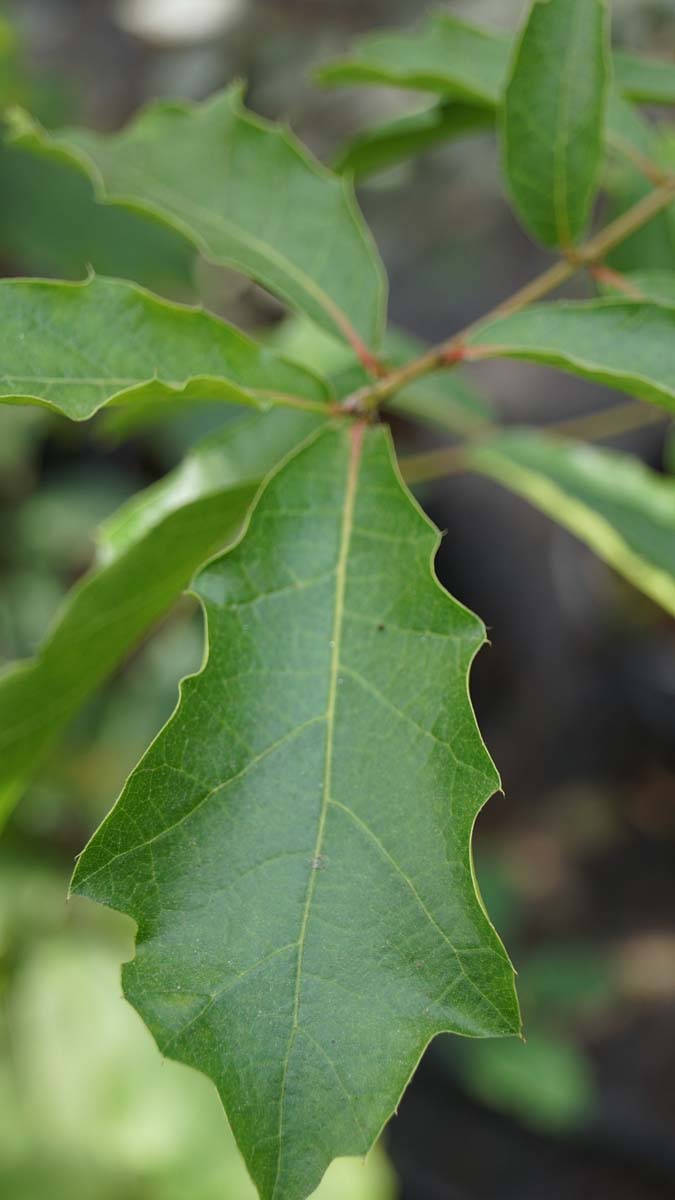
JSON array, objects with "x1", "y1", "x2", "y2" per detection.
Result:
[{"x1": 1, "y1": 1, "x2": 675, "y2": 1198}]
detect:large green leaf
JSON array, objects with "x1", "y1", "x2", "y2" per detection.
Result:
[
  {"x1": 467, "y1": 431, "x2": 675, "y2": 617},
  {"x1": 501, "y1": 0, "x2": 610, "y2": 248},
  {"x1": 604, "y1": 102, "x2": 675, "y2": 273},
  {"x1": 0, "y1": 410, "x2": 322, "y2": 824},
  {"x1": 5, "y1": 87, "x2": 386, "y2": 348},
  {"x1": 71, "y1": 423, "x2": 519, "y2": 1200},
  {"x1": 468, "y1": 299, "x2": 675, "y2": 412},
  {"x1": 0, "y1": 275, "x2": 330, "y2": 421}
]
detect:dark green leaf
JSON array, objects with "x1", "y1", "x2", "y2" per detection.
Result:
[
  {"x1": 6, "y1": 87, "x2": 386, "y2": 347},
  {"x1": 501, "y1": 0, "x2": 610, "y2": 248},
  {"x1": 71, "y1": 423, "x2": 518, "y2": 1200},
  {"x1": 469, "y1": 299, "x2": 675, "y2": 412},
  {"x1": 0, "y1": 275, "x2": 330, "y2": 421},
  {"x1": 467, "y1": 430, "x2": 675, "y2": 616},
  {"x1": 0, "y1": 410, "x2": 323, "y2": 824}
]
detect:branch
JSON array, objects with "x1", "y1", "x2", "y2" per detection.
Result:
[{"x1": 346, "y1": 176, "x2": 675, "y2": 415}]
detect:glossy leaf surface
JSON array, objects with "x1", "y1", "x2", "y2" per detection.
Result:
[{"x1": 72, "y1": 424, "x2": 519, "y2": 1200}]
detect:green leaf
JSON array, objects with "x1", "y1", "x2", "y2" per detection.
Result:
[
  {"x1": 466, "y1": 430, "x2": 675, "y2": 616},
  {"x1": 604, "y1": 101, "x2": 675, "y2": 273},
  {"x1": 317, "y1": 13, "x2": 509, "y2": 104},
  {"x1": 613, "y1": 50, "x2": 675, "y2": 106},
  {"x1": 600, "y1": 269, "x2": 675, "y2": 305},
  {"x1": 0, "y1": 275, "x2": 330, "y2": 422},
  {"x1": 469, "y1": 299, "x2": 675, "y2": 413},
  {"x1": 501, "y1": 0, "x2": 610, "y2": 248},
  {"x1": 71, "y1": 423, "x2": 519, "y2": 1200},
  {"x1": 334, "y1": 101, "x2": 493, "y2": 180},
  {"x1": 0, "y1": 410, "x2": 322, "y2": 824},
  {"x1": 0, "y1": 141, "x2": 194, "y2": 292},
  {"x1": 6, "y1": 87, "x2": 386, "y2": 348},
  {"x1": 318, "y1": 11, "x2": 651, "y2": 111}
]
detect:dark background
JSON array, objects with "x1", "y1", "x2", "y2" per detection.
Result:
[{"x1": 1, "y1": 2, "x2": 674, "y2": 1198}]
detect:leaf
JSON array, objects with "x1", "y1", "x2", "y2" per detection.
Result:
[
  {"x1": 5, "y1": 86, "x2": 387, "y2": 348},
  {"x1": 613, "y1": 50, "x2": 675, "y2": 106},
  {"x1": 599, "y1": 269, "x2": 675, "y2": 305},
  {"x1": 501, "y1": 0, "x2": 610, "y2": 248},
  {"x1": 71, "y1": 423, "x2": 519, "y2": 1200},
  {"x1": 466, "y1": 430, "x2": 675, "y2": 616},
  {"x1": 604, "y1": 100, "x2": 675, "y2": 273},
  {"x1": 468, "y1": 299, "x2": 675, "y2": 413},
  {"x1": 0, "y1": 142, "x2": 194, "y2": 291},
  {"x1": 334, "y1": 101, "x2": 493, "y2": 180},
  {"x1": 318, "y1": 10, "x2": 652, "y2": 110},
  {"x1": 0, "y1": 409, "x2": 322, "y2": 824},
  {"x1": 317, "y1": 12, "x2": 510, "y2": 103},
  {"x1": 0, "y1": 275, "x2": 330, "y2": 421}
]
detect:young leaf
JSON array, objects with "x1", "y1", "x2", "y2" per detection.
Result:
[
  {"x1": 501, "y1": 0, "x2": 610, "y2": 248},
  {"x1": 466, "y1": 431, "x2": 675, "y2": 617},
  {"x1": 334, "y1": 101, "x2": 492, "y2": 180},
  {"x1": 469, "y1": 299, "x2": 675, "y2": 413},
  {"x1": 71, "y1": 423, "x2": 519, "y2": 1200},
  {"x1": 6, "y1": 87, "x2": 387, "y2": 349},
  {"x1": 0, "y1": 410, "x2": 322, "y2": 825},
  {"x1": 317, "y1": 12, "x2": 509, "y2": 104},
  {"x1": 0, "y1": 275, "x2": 330, "y2": 421}
]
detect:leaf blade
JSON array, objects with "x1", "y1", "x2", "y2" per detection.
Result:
[
  {"x1": 6, "y1": 87, "x2": 387, "y2": 347},
  {"x1": 469, "y1": 299, "x2": 675, "y2": 412},
  {"x1": 0, "y1": 275, "x2": 330, "y2": 421},
  {"x1": 501, "y1": 0, "x2": 610, "y2": 248},
  {"x1": 71, "y1": 423, "x2": 518, "y2": 1200},
  {"x1": 467, "y1": 430, "x2": 675, "y2": 616}
]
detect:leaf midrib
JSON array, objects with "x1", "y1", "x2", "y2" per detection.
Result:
[{"x1": 271, "y1": 422, "x2": 364, "y2": 1199}]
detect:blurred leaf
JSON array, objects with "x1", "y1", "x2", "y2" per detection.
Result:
[
  {"x1": 0, "y1": 275, "x2": 330, "y2": 421},
  {"x1": 501, "y1": 0, "x2": 609, "y2": 248},
  {"x1": 0, "y1": 410, "x2": 323, "y2": 824},
  {"x1": 469, "y1": 299, "x2": 675, "y2": 413},
  {"x1": 612, "y1": 50, "x2": 675, "y2": 105},
  {"x1": 599, "y1": 268, "x2": 675, "y2": 305},
  {"x1": 318, "y1": 10, "x2": 665, "y2": 111},
  {"x1": 0, "y1": 143, "x2": 195, "y2": 291},
  {"x1": 317, "y1": 13, "x2": 508, "y2": 102},
  {"x1": 467, "y1": 430, "x2": 675, "y2": 616},
  {"x1": 457, "y1": 1033, "x2": 595, "y2": 1133},
  {"x1": 6, "y1": 86, "x2": 387, "y2": 347},
  {"x1": 604, "y1": 99, "x2": 675, "y2": 273},
  {"x1": 334, "y1": 101, "x2": 493, "y2": 180},
  {"x1": 72, "y1": 424, "x2": 518, "y2": 1200}
]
